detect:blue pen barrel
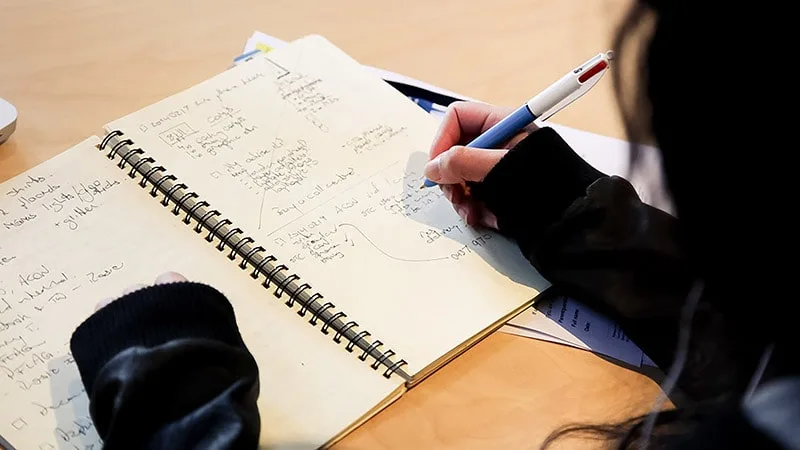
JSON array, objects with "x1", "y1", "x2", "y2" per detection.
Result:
[
  {"x1": 421, "y1": 103, "x2": 536, "y2": 188},
  {"x1": 467, "y1": 104, "x2": 536, "y2": 149}
]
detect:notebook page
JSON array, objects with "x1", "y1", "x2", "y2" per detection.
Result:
[
  {"x1": 0, "y1": 138, "x2": 401, "y2": 449},
  {"x1": 106, "y1": 35, "x2": 549, "y2": 378}
]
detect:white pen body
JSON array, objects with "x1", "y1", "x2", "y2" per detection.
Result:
[
  {"x1": 525, "y1": 73, "x2": 582, "y2": 118},
  {"x1": 525, "y1": 52, "x2": 612, "y2": 120}
]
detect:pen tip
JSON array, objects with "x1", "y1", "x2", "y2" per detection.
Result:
[
  {"x1": 606, "y1": 50, "x2": 615, "y2": 61},
  {"x1": 421, "y1": 178, "x2": 438, "y2": 189}
]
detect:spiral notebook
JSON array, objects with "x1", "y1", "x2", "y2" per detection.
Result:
[{"x1": 0, "y1": 35, "x2": 547, "y2": 449}]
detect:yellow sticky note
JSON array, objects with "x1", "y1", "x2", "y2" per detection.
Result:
[{"x1": 255, "y1": 43, "x2": 274, "y2": 53}]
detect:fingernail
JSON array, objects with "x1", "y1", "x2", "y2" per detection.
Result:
[
  {"x1": 121, "y1": 283, "x2": 147, "y2": 296},
  {"x1": 486, "y1": 214, "x2": 499, "y2": 230},
  {"x1": 95, "y1": 297, "x2": 114, "y2": 312},
  {"x1": 424, "y1": 156, "x2": 441, "y2": 182},
  {"x1": 155, "y1": 271, "x2": 188, "y2": 285}
]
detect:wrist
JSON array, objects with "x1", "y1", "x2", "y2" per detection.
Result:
[{"x1": 70, "y1": 282, "x2": 246, "y2": 391}]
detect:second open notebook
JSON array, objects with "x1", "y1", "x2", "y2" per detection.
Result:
[{"x1": 0, "y1": 35, "x2": 548, "y2": 449}]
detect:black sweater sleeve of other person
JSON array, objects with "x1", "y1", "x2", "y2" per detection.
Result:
[{"x1": 69, "y1": 282, "x2": 260, "y2": 449}]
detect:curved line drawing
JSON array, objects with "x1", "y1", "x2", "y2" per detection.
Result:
[{"x1": 338, "y1": 223, "x2": 450, "y2": 263}]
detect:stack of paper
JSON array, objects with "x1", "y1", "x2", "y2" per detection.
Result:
[{"x1": 506, "y1": 296, "x2": 656, "y2": 367}]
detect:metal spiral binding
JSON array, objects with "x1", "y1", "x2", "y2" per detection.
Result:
[{"x1": 98, "y1": 131, "x2": 409, "y2": 381}]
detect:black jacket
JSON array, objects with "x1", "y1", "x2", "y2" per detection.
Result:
[{"x1": 70, "y1": 127, "x2": 793, "y2": 448}]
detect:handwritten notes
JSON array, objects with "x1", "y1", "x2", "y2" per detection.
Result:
[
  {"x1": 107, "y1": 35, "x2": 549, "y2": 378},
  {"x1": 0, "y1": 140, "x2": 156, "y2": 449},
  {"x1": 3, "y1": 172, "x2": 122, "y2": 234},
  {"x1": 0, "y1": 137, "x2": 402, "y2": 450},
  {"x1": 266, "y1": 164, "x2": 496, "y2": 267}
]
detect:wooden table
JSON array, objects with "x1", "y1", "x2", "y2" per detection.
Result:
[{"x1": 1, "y1": 0, "x2": 666, "y2": 448}]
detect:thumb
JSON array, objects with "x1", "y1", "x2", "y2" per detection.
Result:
[{"x1": 424, "y1": 146, "x2": 507, "y2": 185}]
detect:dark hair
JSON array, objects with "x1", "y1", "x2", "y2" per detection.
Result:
[
  {"x1": 542, "y1": 1, "x2": 790, "y2": 448},
  {"x1": 541, "y1": 407, "x2": 707, "y2": 449},
  {"x1": 610, "y1": 0, "x2": 655, "y2": 148}
]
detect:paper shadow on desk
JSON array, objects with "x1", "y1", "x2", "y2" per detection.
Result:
[{"x1": 395, "y1": 151, "x2": 548, "y2": 292}]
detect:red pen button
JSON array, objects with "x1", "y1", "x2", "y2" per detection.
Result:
[{"x1": 578, "y1": 60, "x2": 608, "y2": 83}]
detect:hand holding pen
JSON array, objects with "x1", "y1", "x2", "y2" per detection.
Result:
[
  {"x1": 423, "y1": 102, "x2": 533, "y2": 228},
  {"x1": 422, "y1": 51, "x2": 614, "y2": 227}
]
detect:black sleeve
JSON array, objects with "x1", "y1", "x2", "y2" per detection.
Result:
[
  {"x1": 70, "y1": 282, "x2": 260, "y2": 449},
  {"x1": 470, "y1": 127, "x2": 759, "y2": 400}
]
